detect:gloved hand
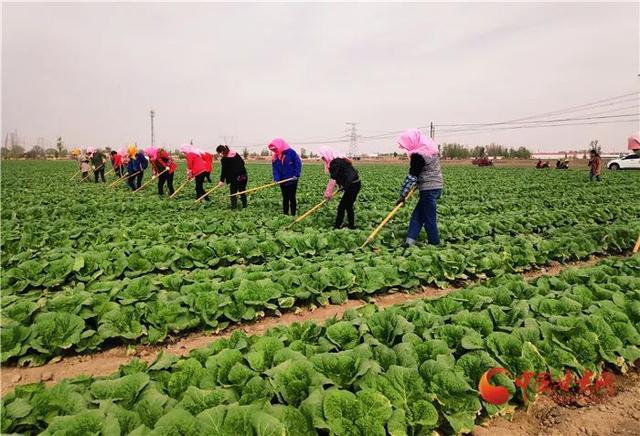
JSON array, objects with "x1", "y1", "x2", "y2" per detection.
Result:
[
  {"x1": 396, "y1": 197, "x2": 406, "y2": 206},
  {"x1": 91, "y1": 166, "x2": 96, "y2": 171},
  {"x1": 324, "y1": 193, "x2": 333, "y2": 201},
  {"x1": 291, "y1": 176, "x2": 298, "y2": 181},
  {"x1": 217, "y1": 181, "x2": 225, "y2": 188}
]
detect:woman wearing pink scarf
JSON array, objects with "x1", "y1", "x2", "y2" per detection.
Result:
[
  {"x1": 268, "y1": 138, "x2": 302, "y2": 215},
  {"x1": 318, "y1": 147, "x2": 361, "y2": 229},
  {"x1": 397, "y1": 128, "x2": 443, "y2": 247},
  {"x1": 180, "y1": 145, "x2": 210, "y2": 200}
]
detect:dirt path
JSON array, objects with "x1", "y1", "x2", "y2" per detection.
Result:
[
  {"x1": 475, "y1": 371, "x2": 640, "y2": 436},
  {"x1": 0, "y1": 257, "x2": 602, "y2": 396}
]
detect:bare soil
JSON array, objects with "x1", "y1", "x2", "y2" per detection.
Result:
[
  {"x1": 0, "y1": 257, "x2": 603, "y2": 396},
  {"x1": 475, "y1": 371, "x2": 640, "y2": 436}
]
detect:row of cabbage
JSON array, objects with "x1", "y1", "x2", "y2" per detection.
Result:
[{"x1": 2, "y1": 255, "x2": 639, "y2": 435}]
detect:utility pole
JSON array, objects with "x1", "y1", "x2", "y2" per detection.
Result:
[
  {"x1": 429, "y1": 122, "x2": 435, "y2": 140},
  {"x1": 150, "y1": 110, "x2": 155, "y2": 147},
  {"x1": 346, "y1": 122, "x2": 358, "y2": 158}
]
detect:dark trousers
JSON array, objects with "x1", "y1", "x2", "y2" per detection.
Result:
[
  {"x1": 204, "y1": 172, "x2": 212, "y2": 183},
  {"x1": 136, "y1": 171, "x2": 144, "y2": 189},
  {"x1": 114, "y1": 166, "x2": 125, "y2": 178},
  {"x1": 195, "y1": 173, "x2": 208, "y2": 200},
  {"x1": 280, "y1": 182, "x2": 298, "y2": 215},
  {"x1": 158, "y1": 171, "x2": 174, "y2": 196},
  {"x1": 407, "y1": 189, "x2": 442, "y2": 245},
  {"x1": 229, "y1": 178, "x2": 248, "y2": 209},
  {"x1": 589, "y1": 171, "x2": 601, "y2": 182},
  {"x1": 335, "y1": 180, "x2": 361, "y2": 228},
  {"x1": 94, "y1": 167, "x2": 105, "y2": 182},
  {"x1": 126, "y1": 173, "x2": 136, "y2": 190},
  {"x1": 81, "y1": 171, "x2": 89, "y2": 181}
]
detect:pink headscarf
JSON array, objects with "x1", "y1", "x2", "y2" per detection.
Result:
[
  {"x1": 179, "y1": 144, "x2": 200, "y2": 155},
  {"x1": 144, "y1": 146, "x2": 159, "y2": 161},
  {"x1": 268, "y1": 138, "x2": 290, "y2": 162},
  {"x1": 397, "y1": 128, "x2": 438, "y2": 160},
  {"x1": 86, "y1": 147, "x2": 96, "y2": 156},
  {"x1": 628, "y1": 133, "x2": 640, "y2": 151},
  {"x1": 318, "y1": 146, "x2": 345, "y2": 173}
]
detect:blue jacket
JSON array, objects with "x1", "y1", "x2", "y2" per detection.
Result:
[
  {"x1": 127, "y1": 159, "x2": 140, "y2": 173},
  {"x1": 272, "y1": 148, "x2": 302, "y2": 186},
  {"x1": 127, "y1": 153, "x2": 148, "y2": 173}
]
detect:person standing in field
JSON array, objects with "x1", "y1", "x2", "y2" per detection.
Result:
[
  {"x1": 79, "y1": 154, "x2": 91, "y2": 181},
  {"x1": 181, "y1": 145, "x2": 210, "y2": 200},
  {"x1": 588, "y1": 150, "x2": 602, "y2": 182},
  {"x1": 202, "y1": 151, "x2": 213, "y2": 183},
  {"x1": 110, "y1": 150, "x2": 124, "y2": 177},
  {"x1": 216, "y1": 145, "x2": 248, "y2": 209},
  {"x1": 396, "y1": 128, "x2": 443, "y2": 247},
  {"x1": 89, "y1": 148, "x2": 106, "y2": 182},
  {"x1": 134, "y1": 150, "x2": 148, "y2": 189},
  {"x1": 268, "y1": 138, "x2": 302, "y2": 215},
  {"x1": 154, "y1": 148, "x2": 177, "y2": 196},
  {"x1": 126, "y1": 146, "x2": 141, "y2": 190},
  {"x1": 318, "y1": 147, "x2": 361, "y2": 229}
]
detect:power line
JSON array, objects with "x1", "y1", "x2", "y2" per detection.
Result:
[
  {"x1": 436, "y1": 92, "x2": 639, "y2": 128},
  {"x1": 437, "y1": 113, "x2": 639, "y2": 134},
  {"x1": 436, "y1": 117, "x2": 640, "y2": 140}
]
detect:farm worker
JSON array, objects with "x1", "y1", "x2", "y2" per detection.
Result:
[
  {"x1": 181, "y1": 144, "x2": 210, "y2": 200},
  {"x1": 202, "y1": 152, "x2": 213, "y2": 183},
  {"x1": 216, "y1": 145, "x2": 248, "y2": 209},
  {"x1": 134, "y1": 150, "x2": 148, "y2": 189},
  {"x1": 396, "y1": 128, "x2": 443, "y2": 247},
  {"x1": 318, "y1": 146, "x2": 361, "y2": 229},
  {"x1": 126, "y1": 145, "x2": 141, "y2": 190},
  {"x1": 588, "y1": 150, "x2": 601, "y2": 182},
  {"x1": 110, "y1": 150, "x2": 125, "y2": 177},
  {"x1": 268, "y1": 138, "x2": 302, "y2": 215},
  {"x1": 154, "y1": 148, "x2": 177, "y2": 196},
  {"x1": 88, "y1": 147, "x2": 106, "y2": 182},
  {"x1": 536, "y1": 160, "x2": 543, "y2": 169},
  {"x1": 79, "y1": 154, "x2": 91, "y2": 181}
]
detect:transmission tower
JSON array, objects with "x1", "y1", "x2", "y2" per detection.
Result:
[
  {"x1": 345, "y1": 122, "x2": 358, "y2": 157},
  {"x1": 150, "y1": 110, "x2": 156, "y2": 147}
]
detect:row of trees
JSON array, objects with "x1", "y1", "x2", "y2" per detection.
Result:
[
  {"x1": 440, "y1": 143, "x2": 532, "y2": 159},
  {"x1": 9, "y1": 139, "x2": 612, "y2": 162}
]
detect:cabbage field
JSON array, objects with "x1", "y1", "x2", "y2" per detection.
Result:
[{"x1": 1, "y1": 160, "x2": 640, "y2": 434}]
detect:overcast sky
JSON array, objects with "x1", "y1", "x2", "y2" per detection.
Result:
[{"x1": 2, "y1": 2, "x2": 639, "y2": 154}]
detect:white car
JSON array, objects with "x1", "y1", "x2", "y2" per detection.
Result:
[{"x1": 607, "y1": 153, "x2": 640, "y2": 170}]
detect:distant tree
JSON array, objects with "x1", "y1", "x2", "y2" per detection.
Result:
[
  {"x1": 300, "y1": 148, "x2": 308, "y2": 159},
  {"x1": 260, "y1": 148, "x2": 270, "y2": 157},
  {"x1": 393, "y1": 151, "x2": 398, "y2": 158},
  {"x1": 243, "y1": 147, "x2": 249, "y2": 159},
  {"x1": 441, "y1": 143, "x2": 470, "y2": 159},
  {"x1": 25, "y1": 145, "x2": 46, "y2": 159},
  {"x1": 45, "y1": 148, "x2": 58, "y2": 159},
  {"x1": 1, "y1": 147, "x2": 11, "y2": 159},
  {"x1": 11, "y1": 144, "x2": 25, "y2": 158},
  {"x1": 589, "y1": 139, "x2": 601, "y2": 155},
  {"x1": 471, "y1": 146, "x2": 485, "y2": 157},
  {"x1": 485, "y1": 143, "x2": 506, "y2": 157}
]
